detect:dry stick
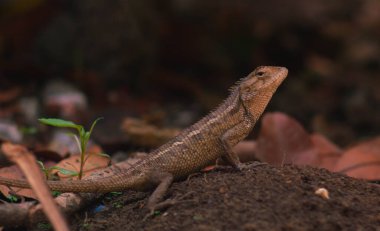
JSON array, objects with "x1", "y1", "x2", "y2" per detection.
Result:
[
  {"x1": 31, "y1": 161, "x2": 132, "y2": 217},
  {"x1": 1, "y1": 143, "x2": 69, "y2": 231}
]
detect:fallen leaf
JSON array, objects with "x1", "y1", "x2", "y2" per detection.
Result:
[
  {"x1": 255, "y1": 112, "x2": 319, "y2": 166},
  {"x1": 0, "y1": 165, "x2": 35, "y2": 199},
  {"x1": 333, "y1": 137, "x2": 380, "y2": 180},
  {"x1": 0, "y1": 161, "x2": 56, "y2": 199},
  {"x1": 0, "y1": 143, "x2": 70, "y2": 231},
  {"x1": 52, "y1": 153, "x2": 111, "y2": 180},
  {"x1": 310, "y1": 133, "x2": 342, "y2": 170}
]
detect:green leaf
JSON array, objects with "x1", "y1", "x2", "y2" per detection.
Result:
[
  {"x1": 7, "y1": 195, "x2": 19, "y2": 202},
  {"x1": 37, "y1": 222, "x2": 52, "y2": 230},
  {"x1": 79, "y1": 127, "x2": 86, "y2": 139},
  {"x1": 37, "y1": 160, "x2": 45, "y2": 170},
  {"x1": 73, "y1": 135, "x2": 82, "y2": 153},
  {"x1": 66, "y1": 133, "x2": 82, "y2": 153},
  {"x1": 89, "y1": 117, "x2": 103, "y2": 136},
  {"x1": 50, "y1": 166, "x2": 79, "y2": 176},
  {"x1": 193, "y1": 214, "x2": 204, "y2": 221},
  {"x1": 52, "y1": 191, "x2": 62, "y2": 197},
  {"x1": 19, "y1": 126, "x2": 37, "y2": 135},
  {"x1": 39, "y1": 118, "x2": 82, "y2": 130},
  {"x1": 84, "y1": 131, "x2": 91, "y2": 142},
  {"x1": 110, "y1": 191, "x2": 122, "y2": 196},
  {"x1": 65, "y1": 132, "x2": 77, "y2": 137},
  {"x1": 96, "y1": 153, "x2": 110, "y2": 158}
]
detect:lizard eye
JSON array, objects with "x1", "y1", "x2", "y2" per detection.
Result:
[{"x1": 256, "y1": 71, "x2": 265, "y2": 77}]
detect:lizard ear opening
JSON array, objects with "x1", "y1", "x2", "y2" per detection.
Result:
[{"x1": 239, "y1": 81, "x2": 257, "y2": 100}]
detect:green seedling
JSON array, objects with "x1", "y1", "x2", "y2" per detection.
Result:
[
  {"x1": 38, "y1": 161, "x2": 75, "y2": 196},
  {"x1": 52, "y1": 190, "x2": 62, "y2": 197},
  {"x1": 193, "y1": 214, "x2": 204, "y2": 221},
  {"x1": 112, "y1": 202, "x2": 123, "y2": 208},
  {"x1": 39, "y1": 117, "x2": 104, "y2": 180},
  {"x1": 19, "y1": 126, "x2": 37, "y2": 135},
  {"x1": 37, "y1": 161, "x2": 51, "y2": 180},
  {"x1": 82, "y1": 223, "x2": 91, "y2": 229},
  {"x1": 6, "y1": 194, "x2": 19, "y2": 203},
  {"x1": 105, "y1": 191, "x2": 123, "y2": 200},
  {"x1": 37, "y1": 222, "x2": 52, "y2": 230},
  {"x1": 37, "y1": 161, "x2": 79, "y2": 180}
]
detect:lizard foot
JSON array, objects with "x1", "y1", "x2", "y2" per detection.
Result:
[
  {"x1": 144, "y1": 191, "x2": 195, "y2": 220},
  {"x1": 214, "y1": 161, "x2": 266, "y2": 172}
]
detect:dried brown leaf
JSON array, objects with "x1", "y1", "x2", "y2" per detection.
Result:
[
  {"x1": 334, "y1": 137, "x2": 380, "y2": 180},
  {"x1": 52, "y1": 153, "x2": 110, "y2": 180},
  {"x1": 256, "y1": 112, "x2": 319, "y2": 166}
]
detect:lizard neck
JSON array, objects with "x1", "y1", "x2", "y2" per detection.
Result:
[
  {"x1": 192, "y1": 88, "x2": 246, "y2": 134},
  {"x1": 239, "y1": 88, "x2": 274, "y2": 124}
]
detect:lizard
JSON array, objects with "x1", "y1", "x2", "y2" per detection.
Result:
[{"x1": 0, "y1": 66, "x2": 288, "y2": 210}]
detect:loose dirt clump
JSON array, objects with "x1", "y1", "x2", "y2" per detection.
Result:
[{"x1": 71, "y1": 164, "x2": 380, "y2": 231}]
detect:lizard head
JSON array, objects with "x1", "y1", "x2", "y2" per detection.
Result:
[{"x1": 239, "y1": 66, "x2": 288, "y2": 117}]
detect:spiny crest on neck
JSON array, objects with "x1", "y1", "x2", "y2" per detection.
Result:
[
  {"x1": 228, "y1": 76, "x2": 248, "y2": 93},
  {"x1": 203, "y1": 66, "x2": 288, "y2": 120},
  {"x1": 228, "y1": 66, "x2": 265, "y2": 93}
]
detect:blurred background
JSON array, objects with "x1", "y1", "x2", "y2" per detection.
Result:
[{"x1": 0, "y1": 0, "x2": 379, "y2": 147}]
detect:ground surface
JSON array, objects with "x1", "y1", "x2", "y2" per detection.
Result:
[{"x1": 70, "y1": 164, "x2": 380, "y2": 231}]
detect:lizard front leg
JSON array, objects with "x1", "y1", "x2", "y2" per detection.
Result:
[{"x1": 219, "y1": 118, "x2": 253, "y2": 169}]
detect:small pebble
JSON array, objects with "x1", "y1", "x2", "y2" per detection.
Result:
[{"x1": 315, "y1": 187, "x2": 329, "y2": 199}]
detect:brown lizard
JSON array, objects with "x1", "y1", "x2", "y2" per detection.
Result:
[{"x1": 0, "y1": 66, "x2": 288, "y2": 210}]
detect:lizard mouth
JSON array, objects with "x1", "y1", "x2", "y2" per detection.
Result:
[
  {"x1": 257, "y1": 66, "x2": 288, "y2": 89},
  {"x1": 269, "y1": 66, "x2": 288, "y2": 81},
  {"x1": 264, "y1": 66, "x2": 288, "y2": 90},
  {"x1": 278, "y1": 67, "x2": 288, "y2": 77},
  {"x1": 274, "y1": 66, "x2": 288, "y2": 84}
]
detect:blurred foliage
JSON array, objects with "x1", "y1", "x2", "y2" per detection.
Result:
[{"x1": 0, "y1": 0, "x2": 380, "y2": 145}]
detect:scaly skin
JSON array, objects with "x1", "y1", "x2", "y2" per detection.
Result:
[{"x1": 0, "y1": 66, "x2": 288, "y2": 207}]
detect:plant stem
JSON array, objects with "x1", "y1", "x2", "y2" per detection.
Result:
[
  {"x1": 78, "y1": 139, "x2": 86, "y2": 180},
  {"x1": 78, "y1": 148, "x2": 86, "y2": 180}
]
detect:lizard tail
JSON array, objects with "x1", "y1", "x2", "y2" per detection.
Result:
[
  {"x1": 0, "y1": 175, "x2": 133, "y2": 193},
  {"x1": 0, "y1": 176, "x2": 32, "y2": 189}
]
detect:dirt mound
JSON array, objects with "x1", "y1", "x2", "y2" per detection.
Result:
[{"x1": 71, "y1": 164, "x2": 380, "y2": 231}]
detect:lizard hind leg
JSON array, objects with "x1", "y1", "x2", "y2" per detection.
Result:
[{"x1": 146, "y1": 170, "x2": 174, "y2": 212}]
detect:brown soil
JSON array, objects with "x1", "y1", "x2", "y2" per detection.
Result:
[{"x1": 70, "y1": 164, "x2": 380, "y2": 231}]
